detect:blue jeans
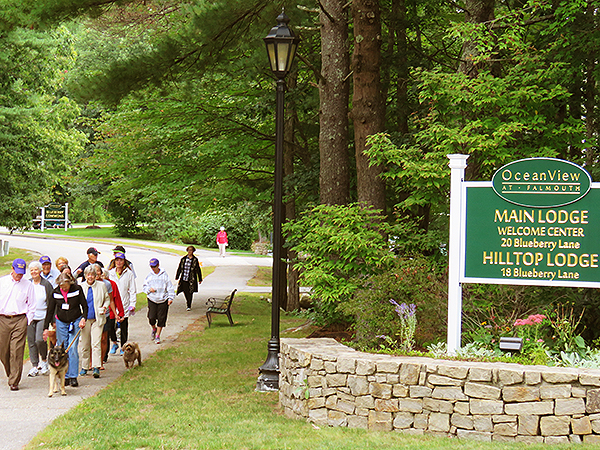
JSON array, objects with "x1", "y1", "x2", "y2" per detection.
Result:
[{"x1": 55, "y1": 317, "x2": 82, "y2": 379}]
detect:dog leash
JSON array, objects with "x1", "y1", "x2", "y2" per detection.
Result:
[{"x1": 64, "y1": 328, "x2": 82, "y2": 353}]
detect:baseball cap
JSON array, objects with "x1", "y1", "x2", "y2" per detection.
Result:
[
  {"x1": 112, "y1": 245, "x2": 126, "y2": 253},
  {"x1": 114, "y1": 252, "x2": 125, "y2": 259},
  {"x1": 12, "y1": 258, "x2": 27, "y2": 274},
  {"x1": 87, "y1": 247, "x2": 100, "y2": 255},
  {"x1": 39, "y1": 255, "x2": 52, "y2": 264},
  {"x1": 149, "y1": 258, "x2": 159, "y2": 267}
]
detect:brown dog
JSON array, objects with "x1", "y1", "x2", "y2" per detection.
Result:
[
  {"x1": 47, "y1": 343, "x2": 68, "y2": 397},
  {"x1": 46, "y1": 324, "x2": 57, "y2": 349},
  {"x1": 122, "y1": 342, "x2": 142, "y2": 369}
]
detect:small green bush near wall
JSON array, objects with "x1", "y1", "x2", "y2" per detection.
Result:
[{"x1": 344, "y1": 255, "x2": 447, "y2": 350}]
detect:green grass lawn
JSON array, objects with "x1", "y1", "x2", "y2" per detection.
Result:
[
  {"x1": 27, "y1": 226, "x2": 266, "y2": 258},
  {"x1": 0, "y1": 248, "x2": 42, "y2": 277},
  {"x1": 28, "y1": 226, "x2": 119, "y2": 239},
  {"x1": 25, "y1": 293, "x2": 545, "y2": 450},
  {"x1": 246, "y1": 266, "x2": 272, "y2": 286}
]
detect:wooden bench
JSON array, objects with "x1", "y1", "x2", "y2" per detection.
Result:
[{"x1": 206, "y1": 289, "x2": 236, "y2": 327}]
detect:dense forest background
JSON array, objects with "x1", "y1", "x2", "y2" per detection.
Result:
[{"x1": 2, "y1": 0, "x2": 600, "y2": 343}]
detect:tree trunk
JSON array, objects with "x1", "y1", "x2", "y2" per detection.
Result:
[
  {"x1": 584, "y1": 66, "x2": 596, "y2": 167},
  {"x1": 457, "y1": 0, "x2": 495, "y2": 78},
  {"x1": 319, "y1": 0, "x2": 351, "y2": 205},
  {"x1": 459, "y1": 0, "x2": 495, "y2": 182},
  {"x1": 283, "y1": 138, "x2": 299, "y2": 312},
  {"x1": 351, "y1": 0, "x2": 386, "y2": 212},
  {"x1": 584, "y1": 45, "x2": 596, "y2": 168},
  {"x1": 391, "y1": 0, "x2": 409, "y2": 134}
]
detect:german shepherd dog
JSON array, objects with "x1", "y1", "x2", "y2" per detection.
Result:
[
  {"x1": 47, "y1": 343, "x2": 68, "y2": 397},
  {"x1": 122, "y1": 342, "x2": 142, "y2": 369}
]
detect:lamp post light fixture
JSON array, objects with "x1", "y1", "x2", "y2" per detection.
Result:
[{"x1": 256, "y1": 10, "x2": 300, "y2": 392}]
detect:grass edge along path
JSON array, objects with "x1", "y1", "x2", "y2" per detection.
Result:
[
  {"x1": 21, "y1": 226, "x2": 270, "y2": 258},
  {"x1": 26, "y1": 294, "x2": 549, "y2": 450}
]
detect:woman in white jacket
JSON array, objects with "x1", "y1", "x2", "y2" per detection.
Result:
[
  {"x1": 108, "y1": 252, "x2": 136, "y2": 355},
  {"x1": 142, "y1": 258, "x2": 175, "y2": 344},
  {"x1": 79, "y1": 264, "x2": 110, "y2": 378}
]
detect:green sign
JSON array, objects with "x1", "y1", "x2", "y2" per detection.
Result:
[
  {"x1": 45, "y1": 204, "x2": 65, "y2": 220},
  {"x1": 492, "y1": 158, "x2": 591, "y2": 208},
  {"x1": 464, "y1": 185, "x2": 600, "y2": 286}
]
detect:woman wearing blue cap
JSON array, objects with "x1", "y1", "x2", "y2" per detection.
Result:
[
  {"x1": 143, "y1": 258, "x2": 175, "y2": 344},
  {"x1": 39, "y1": 256, "x2": 60, "y2": 288}
]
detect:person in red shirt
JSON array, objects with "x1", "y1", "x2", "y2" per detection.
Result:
[{"x1": 216, "y1": 227, "x2": 228, "y2": 257}]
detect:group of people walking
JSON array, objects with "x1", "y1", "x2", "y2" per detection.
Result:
[{"x1": 0, "y1": 244, "x2": 204, "y2": 391}]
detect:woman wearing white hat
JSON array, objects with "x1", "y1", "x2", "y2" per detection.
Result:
[{"x1": 216, "y1": 226, "x2": 228, "y2": 257}]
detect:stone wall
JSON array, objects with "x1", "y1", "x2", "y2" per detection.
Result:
[{"x1": 279, "y1": 338, "x2": 600, "y2": 444}]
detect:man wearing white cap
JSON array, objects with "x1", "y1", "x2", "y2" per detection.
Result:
[
  {"x1": 142, "y1": 258, "x2": 175, "y2": 344},
  {"x1": 0, "y1": 259, "x2": 36, "y2": 390}
]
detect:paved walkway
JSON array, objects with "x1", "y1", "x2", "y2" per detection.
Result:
[{"x1": 0, "y1": 235, "x2": 272, "y2": 450}]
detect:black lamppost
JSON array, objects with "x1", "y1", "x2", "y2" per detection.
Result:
[{"x1": 256, "y1": 10, "x2": 299, "y2": 392}]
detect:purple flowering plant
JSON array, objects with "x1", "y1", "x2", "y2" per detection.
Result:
[{"x1": 378, "y1": 299, "x2": 416, "y2": 352}]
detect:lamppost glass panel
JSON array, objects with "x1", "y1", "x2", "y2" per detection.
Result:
[
  {"x1": 276, "y1": 42, "x2": 290, "y2": 72},
  {"x1": 266, "y1": 42, "x2": 277, "y2": 72}
]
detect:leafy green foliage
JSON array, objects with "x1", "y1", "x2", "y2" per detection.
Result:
[
  {"x1": 366, "y1": 60, "x2": 584, "y2": 210},
  {"x1": 107, "y1": 198, "x2": 144, "y2": 236},
  {"x1": 0, "y1": 26, "x2": 85, "y2": 228},
  {"x1": 149, "y1": 202, "x2": 269, "y2": 250},
  {"x1": 547, "y1": 304, "x2": 587, "y2": 355},
  {"x1": 64, "y1": 2, "x2": 319, "y2": 240},
  {"x1": 344, "y1": 256, "x2": 447, "y2": 349},
  {"x1": 284, "y1": 204, "x2": 394, "y2": 325}
]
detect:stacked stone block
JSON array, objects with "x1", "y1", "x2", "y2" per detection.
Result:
[{"x1": 279, "y1": 338, "x2": 600, "y2": 444}]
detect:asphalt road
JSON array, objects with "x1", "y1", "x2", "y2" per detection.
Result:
[{"x1": 0, "y1": 233, "x2": 272, "y2": 450}]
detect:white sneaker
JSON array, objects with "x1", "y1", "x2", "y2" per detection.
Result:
[
  {"x1": 28, "y1": 367, "x2": 39, "y2": 377},
  {"x1": 39, "y1": 361, "x2": 49, "y2": 375}
]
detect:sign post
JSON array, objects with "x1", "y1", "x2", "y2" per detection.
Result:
[
  {"x1": 447, "y1": 156, "x2": 599, "y2": 353},
  {"x1": 447, "y1": 155, "x2": 469, "y2": 355}
]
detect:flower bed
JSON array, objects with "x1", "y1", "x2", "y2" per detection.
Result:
[{"x1": 280, "y1": 338, "x2": 600, "y2": 444}]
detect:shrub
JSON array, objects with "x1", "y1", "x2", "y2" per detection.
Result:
[
  {"x1": 145, "y1": 202, "x2": 269, "y2": 250},
  {"x1": 107, "y1": 199, "x2": 143, "y2": 237},
  {"x1": 547, "y1": 304, "x2": 586, "y2": 355},
  {"x1": 343, "y1": 256, "x2": 447, "y2": 349},
  {"x1": 284, "y1": 203, "x2": 395, "y2": 326}
]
